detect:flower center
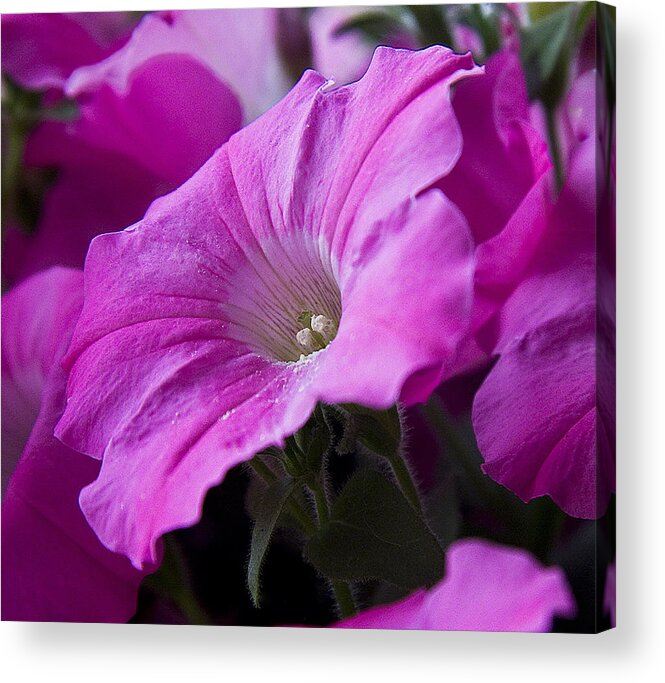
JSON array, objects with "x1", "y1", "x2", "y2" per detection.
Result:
[
  {"x1": 222, "y1": 237, "x2": 342, "y2": 363},
  {"x1": 295, "y1": 311, "x2": 337, "y2": 357}
]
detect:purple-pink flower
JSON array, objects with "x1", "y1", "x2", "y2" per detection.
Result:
[
  {"x1": 469, "y1": 65, "x2": 615, "y2": 519},
  {"x1": 1, "y1": 12, "x2": 135, "y2": 92},
  {"x1": 335, "y1": 539, "x2": 575, "y2": 631},
  {"x1": 6, "y1": 9, "x2": 291, "y2": 284},
  {"x1": 56, "y1": 46, "x2": 481, "y2": 569},
  {"x1": 1, "y1": 268, "x2": 150, "y2": 622}
]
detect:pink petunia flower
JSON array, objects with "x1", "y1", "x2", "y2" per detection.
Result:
[
  {"x1": 1, "y1": 268, "x2": 151, "y2": 622},
  {"x1": 335, "y1": 538, "x2": 575, "y2": 631},
  {"x1": 1, "y1": 11, "x2": 136, "y2": 92},
  {"x1": 5, "y1": 9, "x2": 291, "y2": 284},
  {"x1": 471, "y1": 67, "x2": 615, "y2": 519},
  {"x1": 56, "y1": 46, "x2": 482, "y2": 569}
]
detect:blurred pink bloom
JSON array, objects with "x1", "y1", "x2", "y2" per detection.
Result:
[
  {"x1": 335, "y1": 539, "x2": 575, "y2": 631},
  {"x1": 56, "y1": 47, "x2": 481, "y2": 568},
  {"x1": 1, "y1": 12, "x2": 135, "y2": 91},
  {"x1": 1, "y1": 268, "x2": 150, "y2": 622},
  {"x1": 469, "y1": 65, "x2": 615, "y2": 518},
  {"x1": 6, "y1": 9, "x2": 291, "y2": 284}
]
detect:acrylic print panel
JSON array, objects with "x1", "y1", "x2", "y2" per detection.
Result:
[{"x1": 1, "y1": 2, "x2": 615, "y2": 632}]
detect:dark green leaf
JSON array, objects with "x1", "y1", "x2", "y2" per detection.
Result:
[
  {"x1": 247, "y1": 477, "x2": 296, "y2": 607},
  {"x1": 334, "y1": 10, "x2": 406, "y2": 45},
  {"x1": 341, "y1": 403, "x2": 402, "y2": 459},
  {"x1": 405, "y1": 4, "x2": 453, "y2": 47},
  {"x1": 144, "y1": 535, "x2": 210, "y2": 625},
  {"x1": 304, "y1": 469, "x2": 444, "y2": 589},
  {"x1": 521, "y1": 3, "x2": 576, "y2": 107}
]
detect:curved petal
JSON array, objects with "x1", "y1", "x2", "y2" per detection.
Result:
[
  {"x1": 69, "y1": 53, "x2": 242, "y2": 185},
  {"x1": 67, "y1": 9, "x2": 291, "y2": 122},
  {"x1": 473, "y1": 307, "x2": 614, "y2": 519},
  {"x1": 57, "y1": 47, "x2": 479, "y2": 567},
  {"x1": 319, "y1": 190, "x2": 474, "y2": 406},
  {"x1": 1, "y1": 267, "x2": 83, "y2": 493},
  {"x1": 1, "y1": 268, "x2": 150, "y2": 622},
  {"x1": 223, "y1": 45, "x2": 481, "y2": 259},
  {"x1": 335, "y1": 539, "x2": 575, "y2": 631},
  {"x1": 439, "y1": 50, "x2": 550, "y2": 247}
]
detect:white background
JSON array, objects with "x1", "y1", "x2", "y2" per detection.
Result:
[{"x1": 1, "y1": 0, "x2": 663, "y2": 680}]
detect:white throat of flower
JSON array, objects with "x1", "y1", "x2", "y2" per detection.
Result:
[{"x1": 296, "y1": 311, "x2": 337, "y2": 357}]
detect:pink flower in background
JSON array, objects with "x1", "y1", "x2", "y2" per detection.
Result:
[
  {"x1": 1, "y1": 12, "x2": 135, "y2": 91},
  {"x1": 56, "y1": 47, "x2": 481, "y2": 568},
  {"x1": 471, "y1": 67, "x2": 615, "y2": 519},
  {"x1": 5, "y1": 9, "x2": 292, "y2": 284},
  {"x1": 335, "y1": 539, "x2": 575, "y2": 631},
  {"x1": 1, "y1": 268, "x2": 150, "y2": 622}
]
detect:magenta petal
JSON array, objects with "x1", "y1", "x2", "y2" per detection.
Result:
[
  {"x1": 1, "y1": 268, "x2": 149, "y2": 622},
  {"x1": 2, "y1": 267, "x2": 83, "y2": 492},
  {"x1": 335, "y1": 539, "x2": 575, "y2": 631},
  {"x1": 319, "y1": 190, "x2": 474, "y2": 407},
  {"x1": 439, "y1": 50, "x2": 550, "y2": 246},
  {"x1": 473, "y1": 308, "x2": 614, "y2": 518},
  {"x1": 68, "y1": 54, "x2": 242, "y2": 185},
  {"x1": 57, "y1": 47, "x2": 480, "y2": 567},
  {"x1": 11, "y1": 50, "x2": 243, "y2": 282},
  {"x1": 67, "y1": 9, "x2": 291, "y2": 122},
  {"x1": 1, "y1": 13, "x2": 113, "y2": 90}
]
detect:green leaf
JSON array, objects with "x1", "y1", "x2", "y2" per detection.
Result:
[
  {"x1": 405, "y1": 4, "x2": 453, "y2": 47},
  {"x1": 334, "y1": 10, "x2": 406, "y2": 45},
  {"x1": 521, "y1": 3, "x2": 576, "y2": 107},
  {"x1": 341, "y1": 403, "x2": 402, "y2": 459},
  {"x1": 144, "y1": 535, "x2": 210, "y2": 625},
  {"x1": 304, "y1": 469, "x2": 444, "y2": 589},
  {"x1": 247, "y1": 477, "x2": 297, "y2": 607}
]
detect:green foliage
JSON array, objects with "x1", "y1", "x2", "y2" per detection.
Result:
[
  {"x1": 340, "y1": 403, "x2": 402, "y2": 459},
  {"x1": 304, "y1": 469, "x2": 444, "y2": 589},
  {"x1": 521, "y1": 2, "x2": 576, "y2": 108},
  {"x1": 334, "y1": 8, "x2": 410, "y2": 45},
  {"x1": 247, "y1": 477, "x2": 297, "y2": 607},
  {"x1": 144, "y1": 535, "x2": 210, "y2": 625}
]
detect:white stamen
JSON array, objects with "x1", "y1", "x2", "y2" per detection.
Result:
[
  {"x1": 296, "y1": 328, "x2": 318, "y2": 353},
  {"x1": 311, "y1": 314, "x2": 335, "y2": 343}
]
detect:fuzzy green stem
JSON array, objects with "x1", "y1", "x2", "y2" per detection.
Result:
[
  {"x1": 331, "y1": 581, "x2": 357, "y2": 619},
  {"x1": 388, "y1": 452, "x2": 424, "y2": 516},
  {"x1": 545, "y1": 106, "x2": 564, "y2": 191},
  {"x1": 308, "y1": 476, "x2": 356, "y2": 618},
  {"x1": 248, "y1": 458, "x2": 316, "y2": 535}
]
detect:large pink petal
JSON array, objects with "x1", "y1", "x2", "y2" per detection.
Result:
[
  {"x1": 57, "y1": 47, "x2": 479, "y2": 567},
  {"x1": 335, "y1": 539, "x2": 575, "y2": 631},
  {"x1": 223, "y1": 45, "x2": 481, "y2": 260},
  {"x1": 68, "y1": 53, "x2": 242, "y2": 185},
  {"x1": 473, "y1": 307, "x2": 614, "y2": 519}
]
